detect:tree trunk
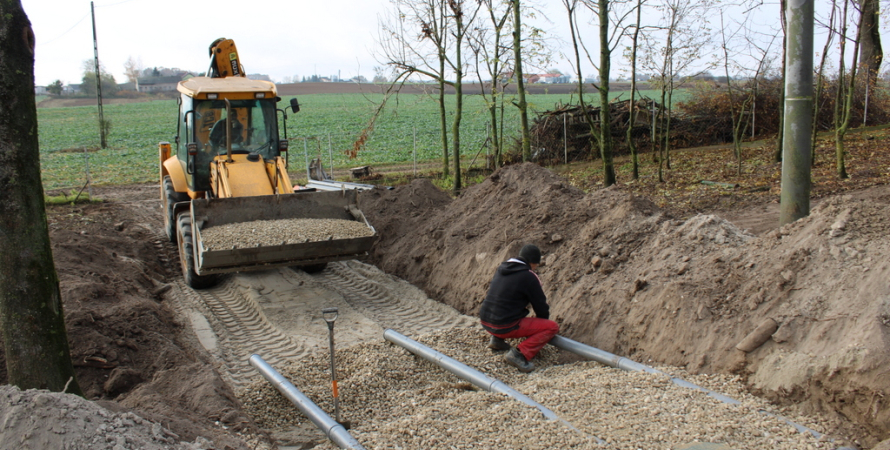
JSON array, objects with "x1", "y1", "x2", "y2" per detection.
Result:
[
  {"x1": 834, "y1": 0, "x2": 862, "y2": 180},
  {"x1": 0, "y1": 0, "x2": 82, "y2": 395},
  {"x1": 598, "y1": 0, "x2": 616, "y2": 186},
  {"x1": 627, "y1": 0, "x2": 643, "y2": 180},
  {"x1": 452, "y1": 5, "x2": 464, "y2": 194},
  {"x1": 438, "y1": 75, "x2": 449, "y2": 178},
  {"x1": 512, "y1": 0, "x2": 531, "y2": 161},
  {"x1": 774, "y1": 0, "x2": 787, "y2": 163},
  {"x1": 812, "y1": 0, "x2": 837, "y2": 165},
  {"x1": 858, "y1": 0, "x2": 882, "y2": 79}
]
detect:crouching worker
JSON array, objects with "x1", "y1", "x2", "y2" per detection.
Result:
[{"x1": 478, "y1": 244, "x2": 559, "y2": 373}]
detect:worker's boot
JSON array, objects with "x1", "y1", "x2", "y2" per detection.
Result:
[
  {"x1": 488, "y1": 336, "x2": 511, "y2": 352},
  {"x1": 504, "y1": 348, "x2": 534, "y2": 373}
]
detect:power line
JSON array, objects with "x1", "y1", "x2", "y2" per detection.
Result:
[
  {"x1": 36, "y1": 14, "x2": 89, "y2": 46},
  {"x1": 33, "y1": 0, "x2": 141, "y2": 46}
]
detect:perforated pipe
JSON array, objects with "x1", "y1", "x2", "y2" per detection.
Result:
[
  {"x1": 548, "y1": 335, "x2": 855, "y2": 449},
  {"x1": 249, "y1": 354, "x2": 365, "y2": 450},
  {"x1": 383, "y1": 329, "x2": 605, "y2": 445}
]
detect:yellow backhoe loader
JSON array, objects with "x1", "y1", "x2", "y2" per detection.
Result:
[{"x1": 160, "y1": 38, "x2": 376, "y2": 288}]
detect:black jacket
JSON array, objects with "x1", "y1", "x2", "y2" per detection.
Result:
[{"x1": 478, "y1": 259, "x2": 549, "y2": 332}]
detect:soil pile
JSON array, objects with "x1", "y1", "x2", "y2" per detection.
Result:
[
  {"x1": 0, "y1": 385, "x2": 217, "y2": 449},
  {"x1": 0, "y1": 192, "x2": 262, "y2": 450},
  {"x1": 360, "y1": 162, "x2": 890, "y2": 447}
]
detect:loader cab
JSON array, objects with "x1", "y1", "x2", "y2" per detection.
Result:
[{"x1": 175, "y1": 77, "x2": 283, "y2": 193}]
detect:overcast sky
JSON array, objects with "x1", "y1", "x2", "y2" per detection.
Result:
[
  {"x1": 21, "y1": 0, "x2": 579, "y2": 87},
  {"x1": 21, "y1": 0, "x2": 826, "y2": 88},
  {"x1": 21, "y1": 0, "x2": 411, "y2": 86}
]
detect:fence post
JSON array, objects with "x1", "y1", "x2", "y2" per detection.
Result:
[
  {"x1": 303, "y1": 138, "x2": 310, "y2": 181},
  {"x1": 328, "y1": 133, "x2": 334, "y2": 178},
  {"x1": 863, "y1": 80, "x2": 870, "y2": 126}
]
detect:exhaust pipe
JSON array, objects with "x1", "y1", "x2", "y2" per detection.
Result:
[
  {"x1": 549, "y1": 335, "x2": 855, "y2": 449},
  {"x1": 248, "y1": 354, "x2": 365, "y2": 450},
  {"x1": 383, "y1": 329, "x2": 604, "y2": 445}
]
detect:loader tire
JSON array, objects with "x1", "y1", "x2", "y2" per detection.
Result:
[
  {"x1": 164, "y1": 176, "x2": 188, "y2": 243},
  {"x1": 177, "y1": 213, "x2": 218, "y2": 289}
]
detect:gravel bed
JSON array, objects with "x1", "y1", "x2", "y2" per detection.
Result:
[
  {"x1": 200, "y1": 218, "x2": 374, "y2": 250},
  {"x1": 239, "y1": 328, "x2": 847, "y2": 449}
]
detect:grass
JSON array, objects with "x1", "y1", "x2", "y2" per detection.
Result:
[
  {"x1": 34, "y1": 88, "x2": 887, "y2": 219},
  {"x1": 36, "y1": 89, "x2": 672, "y2": 190},
  {"x1": 44, "y1": 189, "x2": 101, "y2": 205}
]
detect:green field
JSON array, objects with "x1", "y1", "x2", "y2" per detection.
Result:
[{"x1": 37, "y1": 89, "x2": 671, "y2": 190}]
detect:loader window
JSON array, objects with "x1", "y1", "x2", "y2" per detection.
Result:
[
  {"x1": 192, "y1": 99, "x2": 279, "y2": 160},
  {"x1": 179, "y1": 95, "x2": 194, "y2": 174},
  {"x1": 189, "y1": 99, "x2": 279, "y2": 192}
]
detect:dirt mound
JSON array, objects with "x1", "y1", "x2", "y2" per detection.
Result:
[
  {"x1": 0, "y1": 385, "x2": 216, "y2": 449},
  {"x1": 360, "y1": 162, "x2": 890, "y2": 446},
  {"x1": 0, "y1": 195, "x2": 261, "y2": 449}
]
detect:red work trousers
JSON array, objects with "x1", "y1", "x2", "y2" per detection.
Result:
[{"x1": 488, "y1": 317, "x2": 559, "y2": 361}]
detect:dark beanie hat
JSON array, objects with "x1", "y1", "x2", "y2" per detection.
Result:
[{"x1": 518, "y1": 244, "x2": 541, "y2": 264}]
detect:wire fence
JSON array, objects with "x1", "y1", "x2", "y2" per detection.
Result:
[{"x1": 38, "y1": 79, "x2": 890, "y2": 193}]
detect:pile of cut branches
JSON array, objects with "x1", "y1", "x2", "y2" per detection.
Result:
[{"x1": 528, "y1": 98, "x2": 725, "y2": 163}]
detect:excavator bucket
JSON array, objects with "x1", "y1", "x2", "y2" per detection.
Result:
[{"x1": 187, "y1": 190, "x2": 376, "y2": 275}]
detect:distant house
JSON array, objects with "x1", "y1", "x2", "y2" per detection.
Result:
[
  {"x1": 538, "y1": 73, "x2": 570, "y2": 84},
  {"x1": 34, "y1": 85, "x2": 48, "y2": 95},
  {"x1": 501, "y1": 72, "x2": 571, "y2": 84},
  {"x1": 136, "y1": 75, "x2": 183, "y2": 92}
]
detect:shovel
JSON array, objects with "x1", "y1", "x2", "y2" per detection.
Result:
[{"x1": 322, "y1": 307, "x2": 351, "y2": 429}]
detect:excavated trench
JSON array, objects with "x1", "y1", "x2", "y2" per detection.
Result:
[{"x1": 26, "y1": 178, "x2": 885, "y2": 449}]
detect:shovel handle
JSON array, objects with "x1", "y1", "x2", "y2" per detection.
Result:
[{"x1": 322, "y1": 307, "x2": 339, "y2": 323}]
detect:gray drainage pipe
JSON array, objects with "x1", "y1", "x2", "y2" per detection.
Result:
[
  {"x1": 249, "y1": 354, "x2": 365, "y2": 450},
  {"x1": 549, "y1": 335, "x2": 855, "y2": 449},
  {"x1": 383, "y1": 329, "x2": 605, "y2": 445}
]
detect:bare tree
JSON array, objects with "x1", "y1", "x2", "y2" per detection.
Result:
[
  {"x1": 511, "y1": 0, "x2": 532, "y2": 161},
  {"x1": 447, "y1": 0, "x2": 483, "y2": 193},
  {"x1": 624, "y1": 0, "x2": 646, "y2": 180},
  {"x1": 642, "y1": 0, "x2": 713, "y2": 182},
  {"x1": 80, "y1": 59, "x2": 119, "y2": 97},
  {"x1": 811, "y1": 0, "x2": 838, "y2": 164},
  {"x1": 719, "y1": 12, "x2": 778, "y2": 175},
  {"x1": 378, "y1": 0, "x2": 481, "y2": 193},
  {"x1": 123, "y1": 56, "x2": 143, "y2": 89},
  {"x1": 469, "y1": 0, "x2": 514, "y2": 168},
  {"x1": 857, "y1": 0, "x2": 882, "y2": 81},
  {"x1": 833, "y1": 0, "x2": 864, "y2": 179},
  {"x1": 773, "y1": 0, "x2": 787, "y2": 163},
  {"x1": 378, "y1": 0, "x2": 453, "y2": 177},
  {"x1": 0, "y1": 0, "x2": 83, "y2": 396},
  {"x1": 563, "y1": 0, "x2": 636, "y2": 186}
]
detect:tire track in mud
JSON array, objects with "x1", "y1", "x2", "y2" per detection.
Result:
[
  {"x1": 171, "y1": 261, "x2": 476, "y2": 390},
  {"x1": 130, "y1": 194, "x2": 475, "y2": 390},
  {"x1": 177, "y1": 277, "x2": 309, "y2": 389},
  {"x1": 318, "y1": 260, "x2": 477, "y2": 337}
]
